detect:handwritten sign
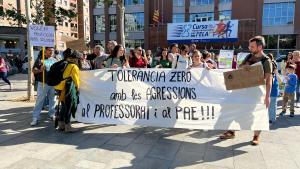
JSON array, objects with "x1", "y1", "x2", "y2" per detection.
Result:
[
  {"x1": 29, "y1": 24, "x2": 55, "y2": 47},
  {"x1": 218, "y1": 50, "x2": 234, "y2": 69}
]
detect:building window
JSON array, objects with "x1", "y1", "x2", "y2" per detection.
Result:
[
  {"x1": 125, "y1": 13, "x2": 144, "y2": 32},
  {"x1": 65, "y1": 22, "x2": 68, "y2": 27},
  {"x1": 71, "y1": 33, "x2": 78, "y2": 38},
  {"x1": 64, "y1": 0, "x2": 68, "y2": 6},
  {"x1": 173, "y1": 14, "x2": 185, "y2": 23},
  {"x1": 264, "y1": 35, "x2": 296, "y2": 50},
  {"x1": 95, "y1": 15, "x2": 105, "y2": 33},
  {"x1": 109, "y1": 14, "x2": 117, "y2": 32},
  {"x1": 124, "y1": 0, "x2": 144, "y2": 6},
  {"x1": 190, "y1": 13, "x2": 214, "y2": 22},
  {"x1": 125, "y1": 39, "x2": 144, "y2": 49},
  {"x1": 263, "y1": 2, "x2": 295, "y2": 26},
  {"x1": 59, "y1": 42, "x2": 65, "y2": 48},
  {"x1": 219, "y1": 10, "x2": 231, "y2": 20},
  {"x1": 219, "y1": 0, "x2": 231, "y2": 4},
  {"x1": 95, "y1": 0, "x2": 104, "y2": 7},
  {"x1": 190, "y1": 0, "x2": 214, "y2": 6},
  {"x1": 173, "y1": 0, "x2": 185, "y2": 7}
]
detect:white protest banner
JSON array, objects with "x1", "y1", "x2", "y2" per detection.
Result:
[
  {"x1": 76, "y1": 69, "x2": 269, "y2": 131},
  {"x1": 218, "y1": 50, "x2": 234, "y2": 69},
  {"x1": 167, "y1": 20, "x2": 238, "y2": 43},
  {"x1": 237, "y1": 52, "x2": 250, "y2": 67},
  {"x1": 29, "y1": 24, "x2": 55, "y2": 47}
]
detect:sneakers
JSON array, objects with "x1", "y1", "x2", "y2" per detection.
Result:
[
  {"x1": 64, "y1": 123, "x2": 79, "y2": 133},
  {"x1": 279, "y1": 111, "x2": 286, "y2": 116},
  {"x1": 290, "y1": 112, "x2": 295, "y2": 117},
  {"x1": 57, "y1": 121, "x2": 65, "y2": 131},
  {"x1": 47, "y1": 115, "x2": 55, "y2": 121},
  {"x1": 251, "y1": 135, "x2": 259, "y2": 146},
  {"x1": 30, "y1": 118, "x2": 38, "y2": 126},
  {"x1": 9, "y1": 84, "x2": 12, "y2": 91}
]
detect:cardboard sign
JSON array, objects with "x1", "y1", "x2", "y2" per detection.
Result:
[{"x1": 223, "y1": 64, "x2": 265, "y2": 90}]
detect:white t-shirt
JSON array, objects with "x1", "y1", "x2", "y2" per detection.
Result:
[
  {"x1": 168, "y1": 53, "x2": 178, "y2": 62},
  {"x1": 172, "y1": 55, "x2": 192, "y2": 69},
  {"x1": 191, "y1": 62, "x2": 208, "y2": 68}
]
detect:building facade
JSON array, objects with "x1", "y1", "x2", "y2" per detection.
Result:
[
  {"x1": 0, "y1": 0, "x2": 90, "y2": 54},
  {"x1": 91, "y1": 0, "x2": 300, "y2": 55},
  {"x1": 0, "y1": 0, "x2": 26, "y2": 56}
]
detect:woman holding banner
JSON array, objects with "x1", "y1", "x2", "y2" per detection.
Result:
[
  {"x1": 202, "y1": 51, "x2": 217, "y2": 69},
  {"x1": 129, "y1": 46, "x2": 148, "y2": 68},
  {"x1": 156, "y1": 48, "x2": 172, "y2": 68},
  {"x1": 105, "y1": 45, "x2": 130, "y2": 68},
  {"x1": 190, "y1": 50, "x2": 209, "y2": 69}
]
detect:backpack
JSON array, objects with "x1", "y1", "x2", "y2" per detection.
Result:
[{"x1": 46, "y1": 60, "x2": 69, "y2": 86}]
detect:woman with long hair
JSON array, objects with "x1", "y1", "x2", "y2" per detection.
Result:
[
  {"x1": 202, "y1": 51, "x2": 218, "y2": 69},
  {"x1": 156, "y1": 48, "x2": 171, "y2": 68},
  {"x1": 105, "y1": 44, "x2": 129, "y2": 68}
]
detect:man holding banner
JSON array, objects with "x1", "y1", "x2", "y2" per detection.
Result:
[
  {"x1": 31, "y1": 47, "x2": 57, "y2": 126},
  {"x1": 220, "y1": 36, "x2": 272, "y2": 145}
]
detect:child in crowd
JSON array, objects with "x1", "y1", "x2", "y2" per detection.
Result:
[{"x1": 280, "y1": 64, "x2": 298, "y2": 117}]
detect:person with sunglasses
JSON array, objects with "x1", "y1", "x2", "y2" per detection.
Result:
[
  {"x1": 129, "y1": 46, "x2": 148, "y2": 68},
  {"x1": 79, "y1": 51, "x2": 92, "y2": 71}
]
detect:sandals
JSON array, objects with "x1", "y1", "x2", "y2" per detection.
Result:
[{"x1": 219, "y1": 131, "x2": 235, "y2": 139}]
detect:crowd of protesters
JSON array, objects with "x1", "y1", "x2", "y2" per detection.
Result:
[{"x1": 1, "y1": 37, "x2": 296, "y2": 145}]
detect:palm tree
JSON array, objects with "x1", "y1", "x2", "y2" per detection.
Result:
[{"x1": 100, "y1": 0, "x2": 125, "y2": 47}]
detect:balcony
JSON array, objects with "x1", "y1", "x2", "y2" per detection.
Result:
[{"x1": 71, "y1": 27, "x2": 78, "y2": 32}]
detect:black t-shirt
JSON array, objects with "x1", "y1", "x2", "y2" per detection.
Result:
[{"x1": 33, "y1": 57, "x2": 57, "y2": 83}]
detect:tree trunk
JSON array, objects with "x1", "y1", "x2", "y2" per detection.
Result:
[
  {"x1": 117, "y1": 0, "x2": 125, "y2": 47},
  {"x1": 25, "y1": 0, "x2": 34, "y2": 101}
]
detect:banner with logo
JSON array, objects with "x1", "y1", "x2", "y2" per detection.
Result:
[
  {"x1": 76, "y1": 68, "x2": 269, "y2": 131},
  {"x1": 167, "y1": 20, "x2": 238, "y2": 43}
]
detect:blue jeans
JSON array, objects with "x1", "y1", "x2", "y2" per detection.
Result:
[
  {"x1": 268, "y1": 97, "x2": 277, "y2": 122},
  {"x1": 296, "y1": 79, "x2": 300, "y2": 102},
  {"x1": 0, "y1": 72, "x2": 11, "y2": 85},
  {"x1": 32, "y1": 82, "x2": 56, "y2": 120}
]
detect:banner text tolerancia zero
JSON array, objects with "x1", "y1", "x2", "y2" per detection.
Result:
[{"x1": 76, "y1": 68, "x2": 269, "y2": 131}]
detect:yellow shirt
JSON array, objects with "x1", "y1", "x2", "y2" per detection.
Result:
[{"x1": 55, "y1": 64, "x2": 80, "y2": 101}]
